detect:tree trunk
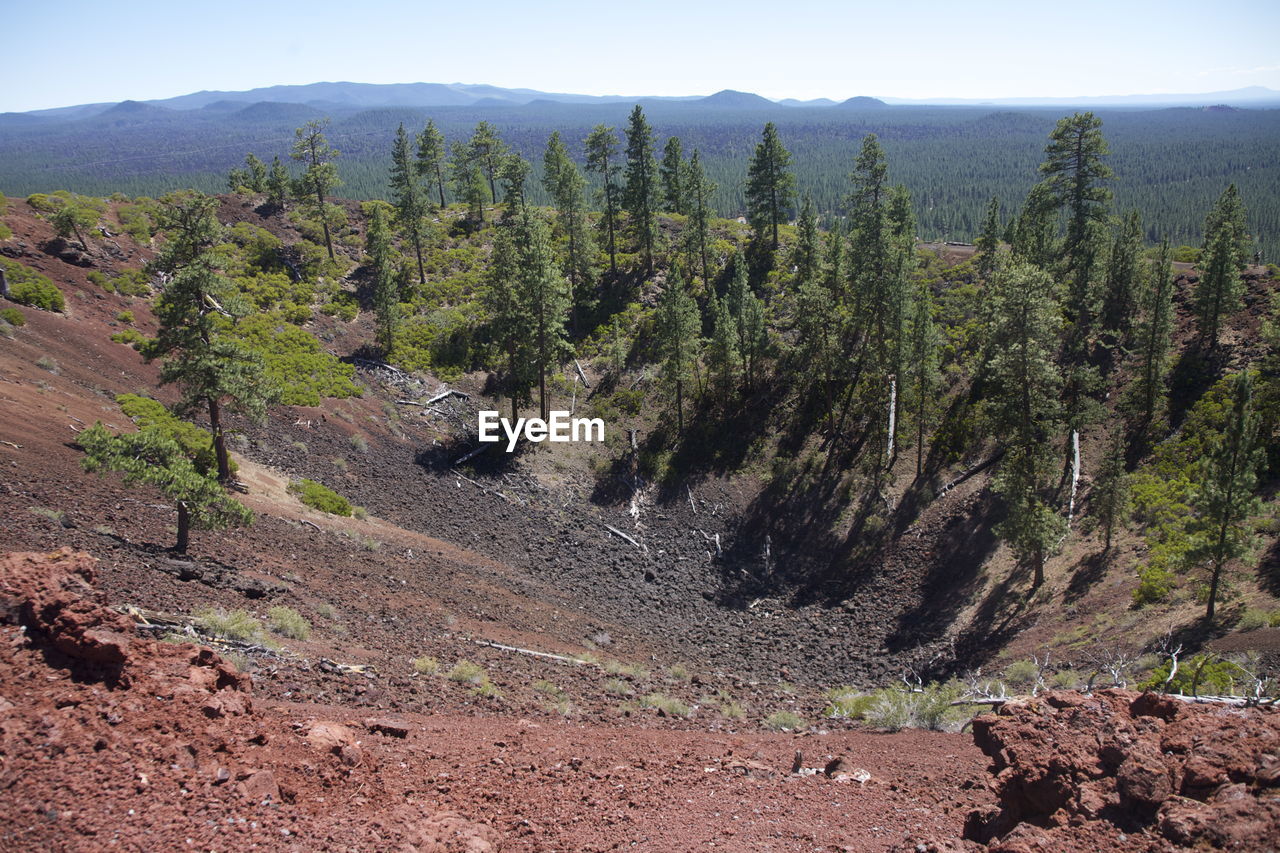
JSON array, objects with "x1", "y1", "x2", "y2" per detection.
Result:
[
  {"x1": 435, "y1": 166, "x2": 447, "y2": 209},
  {"x1": 676, "y1": 379, "x2": 684, "y2": 434},
  {"x1": 413, "y1": 231, "x2": 426, "y2": 286},
  {"x1": 1031, "y1": 552, "x2": 1044, "y2": 591},
  {"x1": 604, "y1": 183, "x2": 617, "y2": 276},
  {"x1": 174, "y1": 501, "x2": 191, "y2": 553},
  {"x1": 0, "y1": 266, "x2": 8, "y2": 300},
  {"x1": 208, "y1": 396, "x2": 231, "y2": 483},
  {"x1": 316, "y1": 185, "x2": 334, "y2": 260}
]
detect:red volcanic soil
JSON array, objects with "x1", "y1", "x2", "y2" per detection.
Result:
[{"x1": 1, "y1": 548, "x2": 992, "y2": 852}]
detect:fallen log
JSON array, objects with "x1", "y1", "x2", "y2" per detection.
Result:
[
  {"x1": 472, "y1": 639, "x2": 586, "y2": 665},
  {"x1": 604, "y1": 524, "x2": 642, "y2": 549}
]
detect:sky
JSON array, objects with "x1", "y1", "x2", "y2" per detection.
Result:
[{"x1": 5, "y1": 0, "x2": 1280, "y2": 112}]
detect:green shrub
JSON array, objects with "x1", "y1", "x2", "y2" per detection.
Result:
[
  {"x1": 1, "y1": 258, "x2": 64, "y2": 311},
  {"x1": 111, "y1": 328, "x2": 145, "y2": 347},
  {"x1": 116, "y1": 394, "x2": 228, "y2": 476},
  {"x1": 1133, "y1": 563, "x2": 1177, "y2": 606},
  {"x1": 413, "y1": 655, "x2": 439, "y2": 675},
  {"x1": 762, "y1": 710, "x2": 805, "y2": 731},
  {"x1": 231, "y1": 312, "x2": 360, "y2": 406},
  {"x1": 115, "y1": 310, "x2": 135, "y2": 324},
  {"x1": 1139, "y1": 654, "x2": 1246, "y2": 695},
  {"x1": 824, "y1": 686, "x2": 874, "y2": 719},
  {"x1": 35, "y1": 356, "x2": 59, "y2": 373},
  {"x1": 863, "y1": 689, "x2": 915, "y2": 731},
  {"x1": 194, "y1": 608, "x2": 263, "y2": 642},
  {"x1": 267, "y1": 606, "x2": 311, "y2": 640},
  {"x1": 352, "y1": 505, "x2": 369, "y2": 521},
  {"x1": 640, "y1": 693, "x2": 690, "y2": 718},
  {"x1": 289, "y1": 478, "x2": 352, "y2": 516},
  {"x1": 532, "y1": 680, "x2": 566, "y2": 701},
  {"x1": 1002, "y1": 659, "x2": 1039, "y2": 688},
  {"x1": 0, "y1": 307, "x2": 24, "y2": 327},
  {"x1": 1237, "y1": 608, "x2": 1270, "y2": 632},
  {"x1": 349, "y1": 434, "x2": 369, "y2": 453},
  {"x1": 603, "y1": 677, "x2": 633, "y2": 696},
  {"x1": 446, "y1": 660, "x2": 487, "y2": 685},
  {"x1": 0, "y1": 222, "x2": 11, "y2": 240},
  {"x1": 666, "y1": 664, "x2": 690, "y2": 682}
]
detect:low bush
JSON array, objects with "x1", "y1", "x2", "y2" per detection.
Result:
[
  {"x1": 762, "y1": 710, "x2": 805, "y2": 731},
  {"x1": 2, "y1": 258, "x2": 64, "y2": 311},
  {"x1": 1139, "y1": 654, "x2": 1247, "y2": 696},
  {"x1": 640, "y1": 693, "x2": 690, "y2": 718},
  {"x1": 0, "y1": 307, "x2": 24, "y2": 326},
  {"x1": 412, "y1": 655, "x2": 440, "y2": 675},
  {"x1": 446, "y1": 660, "x2": 487, "y2": 685},
  {"x1": 267, "y1": 606, "x2": 311, "y2": 640},
  {"x1": 289, "y1": 478, "x2": 352, "y2": 516},
  {"x1": 194, "y1": 608, "x2": 263, "y2": 643}
]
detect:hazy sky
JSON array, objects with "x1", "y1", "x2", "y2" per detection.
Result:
[{"x1": 6, "y1": 0, "x2": 1279, "y2": 111}]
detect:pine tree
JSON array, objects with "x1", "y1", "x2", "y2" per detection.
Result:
[
  {"x1": 791, "y1": 196, "x2": 820, "y2": 286},
  {"x1": 1037, "y1": 112, "x2": 1112, "y2": 334},
  {"x1": 484, "y1": 224, "x2": 531, "y2": 420},
  {"x1": 1092, "y1": 423, "x2": 1130, "y2": 552},
  {"x1": 145, "y1": 193, "x2": 275, "y2": 484},
  {"x1": 1101, "y1": 209, "x2": 1143, "y2": 339},
  {"x1": 416, "y1": 119, "x2": 448, "y2": 208},
  {"x1": 1011, "y1": 183, "x2": 1057, "y2": 269},
  {"x1": 366, "y1": 205, "x2": 399, "y2": 356},
  {"x1": 80, "y1": 423, "x2": 252, "y2": 553},
  {"x1": 584, "y1": 124, "x2": 621, "y2": 277},
  {"x1": 1131, "y1": 239, "x2": 1176, "y2": 429},
  {"x1": 244, "y1": 154, "x2": 267, "y2": 193},
  {"x1": 660, "y1": 137, "x2": 686, "y2": 214},
  {"x1": 542, "y1": 132, "x2": 596, "y2": 332},
  {"x1": 683, "y1": 149, "x2": 716, "y2": 287},
  {"x1": 984, "y1": 259, "x2": 1066, "y2": 588},
  {"x1": 707, "y1": 294, "x2": 739, "y2": 401},
  {"x1": 656, "y1": 270, "x2": 702, "y2": 433},
  {"x1": 499, "y1": 154, "x2": 531, "y2": 216},
  {"x1": 266, "y1": 156, "x2": 290, "y2": 209},
  {"x1": 726, "y1": 250, "x2": 767, "y2": 393},
  {"x1": 975, "y1": 196, "x2": 1001, "y2": 280},
  {"x1": 467, "y1": 121, "x2": 509, "y2": 204},
  {"x1": 290, "y1": 119, "x2": 340, "y2": 260},
  {"x1": 622, "y1": 106, "x2": 658, "y2": 273},
  {"x1": 1195, "y1": 371, "x2": 1263, "y2": 620},
  {"x1": 450, "y1": 140, "x2": 487, "y2": 226},
  {"x1": 1195, "y1": 184, "x2": 1250, "y2": 349},
  {"x1": 744, "y1": 122, "x2": 795, "y2": 251},
  {"x1": 907, "y1": 275, "x2": 940, "y2": 477},
  {"x1": 389, "y1": 123, "x2": 428, "y2": 285},
  {"x1": 516, "y1": 210, "x2": 571, "y2": 422}
]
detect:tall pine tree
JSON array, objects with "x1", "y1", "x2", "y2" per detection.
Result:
[{"x1": 744, "y1": 122, "x2": 795, "y2": 252}]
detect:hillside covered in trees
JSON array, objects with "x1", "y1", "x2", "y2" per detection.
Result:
[{"x1": 2, "y1": 96, "x2": 1278, "y2": 259}]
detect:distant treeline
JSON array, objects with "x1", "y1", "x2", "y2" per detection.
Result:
[{"x1": 1, "y1": 102, "x2": 1277, "y2": 257}]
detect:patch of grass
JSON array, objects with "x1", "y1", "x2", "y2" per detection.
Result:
[
  {"x1": 666, "y1": 663, "x2": 690, "y2": 682},
  {"x1": 1003, "y1": 659, "x2": 1040, "y2": 688},
  {"x1": 289, "y1": 478, "x2": 352, "y2": 516},
  {"x1": 762, "y1": 710, "x2": 805, "y2": 732},
  {"x1": 0, "y1": 307, "x2": 25, "y2": 327},
  {"x1": 1050, "y1": 669, "x2": 1084, "y2": 690},
  {"x1": 92, "y1": 524, "x2": 116, "y2": 536},
  {"x1": 332, "y1": 457, "x2": 348, "y2": 473},
  {"x1": 266, "y1": 606, "x2": 311, "y2": 640},
  {"x1": 532, "y1": 680, "x2": 566, "y2": 701},
  {"x1": 576, "y1": 651, "x2": 601, "y2": 665},
  {"x1": 28, "y1": 505, "x2": 65, "y2": 524},
  {"x1": 290, "y1": 440, "x2": 307, "y2": 453},
  {"x1": 349, "y1": 434, "x2": 369, "y2": 453},
  {"x1": 447, "y1": 660, "x2": 488, "y2": 685},
  {"x1": 35, "y1": 356, "x2": 59, "y2": 374},
  {"x1": 194, "y1": 608, "x2": 264, "y2": 643},
  {"x1": 412, "y1": 655, "x2": 440, "y2": 675},
  {"x1": 472, "y1": 680, "x2": 503, "y2": 699},
  {"x1": 604, "y1": 659, "x2": 650, "y2": 680},
  {"x1": 603, "y1": 677, "x2": 633, "y2": 697},
  {"x1": 715, "y1": 691, "x2": 746, "y2": 720},
  {"x1": 824, "y1": 686, "x2": 874, "y2": 719},
  {"x1": 1237, "y1": 608, "x2": 1270, "y2": 632},
  {"x1": 314, "y1": 603, "x2": 337, "y2": 620},
  {"x1": 640, "y1": 693, "x2": 691, "y2": 718},
  {"x1": 352, "y1": 506, "x2": 369, "y2": 521}
]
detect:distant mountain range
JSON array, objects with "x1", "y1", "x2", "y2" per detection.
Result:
[{"x1": 10, "y1": 82, "x2": 1279, "y2": 119}]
